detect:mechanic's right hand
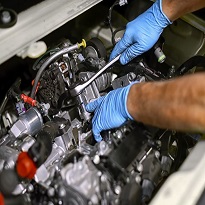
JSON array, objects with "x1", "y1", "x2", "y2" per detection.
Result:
[
  {"x1": 110, "y1": 0, "x2": 171, "y2": 65},
  {"x1": 85, "y1": 84, "x2": 134, "y2": 142}
]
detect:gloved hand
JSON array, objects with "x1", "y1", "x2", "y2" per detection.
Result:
[
  {"x1": 86, "y1": 84, "x2": 134, "y2": 142},
  {"x1": 110, "y1": 0, "x2": 171, "y2": 65}
]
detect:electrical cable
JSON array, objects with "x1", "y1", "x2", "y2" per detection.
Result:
[{"x1": 108, "y1": 0, "x2": 121, "y2": 45}]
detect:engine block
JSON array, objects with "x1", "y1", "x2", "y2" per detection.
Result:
[{"x1": 0, "y1": 37, "x2": 197, "y2": 205}]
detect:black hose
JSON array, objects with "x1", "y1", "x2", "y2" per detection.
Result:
[
  {"x1": 28, "y1": 121, "x2": 59, "y2": 167},
  {"x1": 0, "y1": 170, "x2": 19, "y2": 196},
  {"x1": 175, "y1": 55, "x2": 205, "y2": 76}
]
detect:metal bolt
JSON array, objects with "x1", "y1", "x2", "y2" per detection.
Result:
[
  {"x1": 156, "y1": 140, "x2": 161, "y2": 147},
  {"x1": 115, "y1": 199, "x2": 119, "y2": 204},
  {"x1": 58, "y1": 200, "x2": 63, "y2": 205},
  {"x1": 101, "y1": 174, "x2": 107, "y2": 182},
  {"x1": 91, "y1": 194, "x2": 98, "y2": 204},
  {"x1": 58, "y1": 187, "x2": 66, "y2": 197},
  {"x1": 1, "y1": 11, "x2": 11, "y2": 24},
  {"x1": 128, "y1": 72, "x2": 136, "y2": 81},
  {"x1": 115, "y1": 130, "x2": 123, "y2": 139},
  {"x1": 99, "y1": 141, "x2": 107, "y2": 152},
  {"x1": 114, "y1": 185, "x2": 122, "y2": 195},
  {"x1": 59, "y1": 124, "x2": 65, "y2": 129},
  {"x1": 13, "y1": 141, "x2": 18, "y2": 146},
  {"x1": 137, "y1": 163, "x2": 143, "y2": 172},
  {"x1": 4, "y1": 164, "x2": 10, "y2": 169},
  {"x1": 135, "y1": 175, "x2": 141, "y2": 184},
  {"x1": 78, "y1": 163, "x2": 83, "y2": 170},
  {"x1": 97, "y1": 171, "x2": 102, "y2": 177},
  {"x1": 80, "y1": 76, "x2": 86, "y2": 82},
  {"x1": 47, "y1": 187, "x2": 55, "y2": 197},
  {"x1": 155, "y1": 151, "x2": 160, "y2": 159},
  {"x1": 27, "y1": 184, "x2": 34, "y2": 192},
  {"x1": 93, "y1": 155, "x2": 100, "y2": 164}
]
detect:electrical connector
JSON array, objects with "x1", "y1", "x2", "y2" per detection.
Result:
[{"x1": 119, "y1": 0, "x2": 128, "y2": 6}]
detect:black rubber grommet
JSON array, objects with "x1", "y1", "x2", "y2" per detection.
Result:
[{"x1": 0, "y1": 8, "x2": 17, "y2": 28}]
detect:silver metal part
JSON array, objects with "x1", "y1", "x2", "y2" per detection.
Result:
[
  {"x1": 35, "y1": 164, "x2": 50, "y2": 183},
  {"x1": 0, "y1": 146, "x2": 19, "y2": 171},
  {"x1": 79, "y1": 72, "x2": 101, "y2": 104},
  {"x1": 76, "y1": 71, "x2": 112, "y2": 121},
  {"x1": 35, "y1": 117, "x2": 87, "y2": 183},
  {"x1": 70, "y1": 55, "x2": 121, "y2": 96},
  {"x1": 119, "y1": 0, "x2": 128, "y2": 6},
  {"x1": 2, "y1": 110, "x2": 18, "y2": 129},
  {"x1": 16, "y1": 135, "x2": 35, "y2": 152},
  {"x1": 10, "y1": 107, "x2": 43, "y2": 138},
  {"x1": 61, "y1": 155, "x2": 100, "y2": 204},
  {"x1": 1, "y1": 11, "x2": 11, "y2": 24},
  {"x1": 77, "y1": 72, "x2": 101, "y2": 120},
  {"x1": 43, "y1": 140, "x2": 65, "y2": 168},
  {"x1": 97, "y1": 141, "x2": 112, "y2": 156},
  {"x1": 76, "y1": 94, "x2": 92, "y2": 121}
]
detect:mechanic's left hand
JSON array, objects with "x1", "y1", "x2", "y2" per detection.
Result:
[
  {"x1": 110, "y1": 0, "x2": 171, "y2": 65},
  {"x1": 86, "y1": 84, "x2": 134, "y2": 142}
]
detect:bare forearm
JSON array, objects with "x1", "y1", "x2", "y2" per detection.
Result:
[
  {"x1": 162, "y1": 0, "x2": 205, "y2": 21},
  {"x1": 127, "y1": 73, "x2": 205, "y2": 133}
]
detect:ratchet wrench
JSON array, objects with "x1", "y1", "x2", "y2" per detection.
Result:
[{"x1": 70, "y1": 55, "x2": 121, "y2": 97}]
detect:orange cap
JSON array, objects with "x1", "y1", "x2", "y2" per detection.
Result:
[
  {"x1": 21, "y1": 94, "x2": 37, "y2": 107},
  {"x1": 0, "y1": 193, "x2": 4, "y2": 205},
  {"x1": 16, "y1": 152, "x2": 37, "y2": 179}
]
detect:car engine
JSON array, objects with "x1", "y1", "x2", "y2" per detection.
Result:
[{"x1": 0, "y1": 1, "x2": 205, "y2": 205}]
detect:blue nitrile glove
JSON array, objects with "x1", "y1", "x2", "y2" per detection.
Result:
[
  {"x1": 85, "y1": 84, "x2": 134, "y2": 142},
  {"x1": 110, "y1": 0, "x2": 172, "y2": 65}
]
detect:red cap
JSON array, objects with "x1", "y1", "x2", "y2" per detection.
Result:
[
  {"x1": 0, "y1": 193, "x2": 4, "y2": 205},
  {"x1": 21, "y1": 94, "x2": 37, "y2": 107},
  {"x1": 16, "y1": 152, "x2": 37, "y2": 179}
]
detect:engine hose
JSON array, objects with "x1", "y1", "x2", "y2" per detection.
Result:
[
  {"x1": 95, "y1": 72, "x2": 112, "y2": 92},
  {"x1": 175, "y1": 55, "x2": 205, "y2": 76},
  {"x1": 0, "y1": 170, "x2": 19, "y2": 196},
  {"x1": 16, "y1": 122, "x2": 60, "y2": 179},
  {"x1": 31, "y1": 40, "x2": 86, "y2": 99},
  {"x1": 28, "y1": 121, "x2": 60, "y2": 167}
]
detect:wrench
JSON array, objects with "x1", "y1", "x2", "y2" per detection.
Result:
[{"x1": 70, "y1": 55, "x2": 121, "y2": 97}]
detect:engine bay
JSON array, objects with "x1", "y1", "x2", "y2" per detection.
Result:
[{"x1": 0, "y1": 1, "x2": 205, "y2": 205}]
